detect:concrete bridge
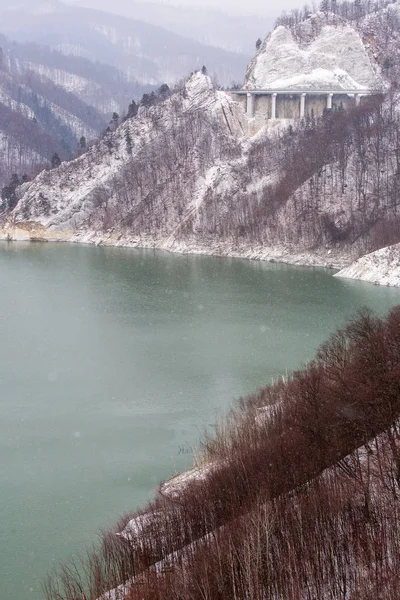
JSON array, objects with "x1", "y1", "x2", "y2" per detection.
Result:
[{"x1": 228, "y1": 88, "x2": 373, "y2": 126}]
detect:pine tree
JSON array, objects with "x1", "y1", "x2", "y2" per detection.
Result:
[
  {"x1": 79, "y1": 136, "x2": 87, "y2": 150},
  {"x1": 1, "y1": 174, "x2": 20, "y2": 209},
  {"x1": 201, "y1": 65, "x2": 207, "y2": 75},
  {"x1": 10, "y1": 174, "x2": 19, "y2": 187},
  {"x1": 256, "y1": 38, "x2": 262, "y2": 50},
  {"x1": 127, "y1": 100, "x2": 138, "y2": 119},
  {"x1": 319, "y1": 0, "x2": 329, "y2": 13},
  {"x1": 51, "y1": 153, "x2": 61, "y2": 169},
  {"x1": 125, "y1": 129, "x2": 133, "y2": 155},
  {"x1": 158, "y1": 83, "x2": 170, "y2": 97},
  {"x1": 140, "y1": 93, "x2": 154, "y2": 108}
]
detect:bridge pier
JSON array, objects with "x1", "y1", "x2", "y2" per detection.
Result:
[
  {"x1": 246, "y1": 93, "x2": 255, "y2": 118},
  {"x1": 300, "y1": 93, "x2": 306, "y2": 119},
  {"x1": 271, "y1": 93, "x2": 277, "y2": 119},
  {"x1": 229, "y1": 88, "x2": 372, "y2": 132}
]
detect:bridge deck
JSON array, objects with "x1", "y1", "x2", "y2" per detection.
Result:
[{"x1": 230, "y1": 89, "x2": 372, "y2": 96}]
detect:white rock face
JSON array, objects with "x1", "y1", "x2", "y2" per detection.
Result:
[
  {"x1": 246, "y1": 17, "x2": 381, "y2": 90},
  {"x1": 335, "y1": 244, "x2": 400, "y2": 286}
]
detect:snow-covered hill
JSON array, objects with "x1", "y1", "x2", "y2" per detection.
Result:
[
  {"x1": 245, "y1": 12, "x2": 382, "y2": 90},
  {"x1": 4, "y1": 73, "x2": 247, "y2": 236},
  {"x1": 0, "y1": 33, "x2": 154, "y2": 116},
  {"x1": 4, "y1": 4, "x2": 400, "y2": 286}
]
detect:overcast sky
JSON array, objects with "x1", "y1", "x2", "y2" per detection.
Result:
[{"x1": 67, "y1": 0, "x2": 303, "y2": 18}]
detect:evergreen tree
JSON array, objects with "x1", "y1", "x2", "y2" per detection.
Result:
[
  {"x1": 158, "y1": 83, "x2": 170, "y2": 97},
  {"x1": 51, "y1": 153, "x2": 61, "y2": 169},
  {"x1": 125, "y1": 129, "x2": 133, "y2": 155},
  {"x1": 79, "y1": 136, "x2": 87, "y2": 150},
  {"x1": 201, "y1": 65, "x2": 207, "y2": 75},
  {"x1": 319, "y1": 0, "x2": 329, "y2": 12},
  {"x1": 354, "y1": 0, "x2": 362, "y2": 19},
  {"x1": 140, "y1": 93, "x2": 156, "y2": 108},
  {"x1": 1, "y1": 174, "x2": 20, "y2": 209},
  {"x1": 256, "y1": 38, "x2": 262, "y2": 50},
  {"x1": 10, "y1": 173, "x2": 19, "y2": 187},
  {"x1": 127, "y1": 100, "x2": 138, "y2": 119}
]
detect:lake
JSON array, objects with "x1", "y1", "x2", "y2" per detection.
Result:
[{"x1": 1, "y1": 243, "x2": 399, "y2": 600}]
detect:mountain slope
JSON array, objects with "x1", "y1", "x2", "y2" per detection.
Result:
[
  {"x1": 1, "y1": 34, "x2": 154, "y2": 115},
  {"x1": 0, "y1": 0, "x2": 250, "y2": 87},
  {"x1": 44, "y1": 306, "x2": 400, "y2": 600},
  {"x1": 0, "y1": 42, "x2": 111, "y2": 185},
  {"x1": 5, "y1": 73, "x2": 246, "y2": 229},
  {"x1": 66, "y1": 0, "x2": 272, "y2": 55},
  {"x1": 4, "y1": 3, "x2": 400, "y2": 279}
]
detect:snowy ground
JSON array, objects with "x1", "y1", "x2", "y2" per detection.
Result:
[{"x1": 335, "y1": 243, "x2": 400, "y2": 286}]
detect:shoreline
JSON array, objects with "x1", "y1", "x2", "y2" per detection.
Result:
[
  {"x1": 4, "y1": 222, "x2": 400, "y2": 287},
  {"x1": 0, "y1": 223, "x2": 353, "y2": 271}
]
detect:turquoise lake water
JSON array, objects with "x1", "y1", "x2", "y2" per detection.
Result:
[{"x1": 1, "y1": 243, "x2": 399, "y2": 600}]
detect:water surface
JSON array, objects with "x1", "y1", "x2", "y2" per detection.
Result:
[{"x1": 1, "y1": 243, "x2": 399, "y2": 600}]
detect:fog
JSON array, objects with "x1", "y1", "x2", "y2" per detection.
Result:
[{"x1": 66, "y1": 0, "x2": 302, "y2": 18}]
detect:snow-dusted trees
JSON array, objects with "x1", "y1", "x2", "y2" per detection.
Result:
[{"x1": 43, "y1": 307, "x2": 400, "y2": 600}]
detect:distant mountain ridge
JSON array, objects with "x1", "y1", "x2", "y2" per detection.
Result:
[
  {"x1": 0, "y1": 36, "x2": 108, "y2": 184},
  {"x1": 0, "y1": 0, "x2": 251, "y2": 87},
  {"x1": 65, "y1": 0, "x2": 272, "y2": 55},
  {"x1": 0, "y1": 33, "x2": 154, "y2": 115}
]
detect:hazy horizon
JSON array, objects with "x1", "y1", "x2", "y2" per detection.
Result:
[{"x1": 65, "y1": 0, "x2": 303, "y2": 18}]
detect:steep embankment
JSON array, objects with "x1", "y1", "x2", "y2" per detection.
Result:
[{"x1": 44, "y1": 307, "x2": 400, "y2": 600}]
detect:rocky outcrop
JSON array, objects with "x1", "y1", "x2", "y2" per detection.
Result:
[
  {"x1": 336, "y1": 243, "x2": 400, "y2": 286},
  {"x1": 245, "y1": 13, "x2": 382, "y2": 90}
]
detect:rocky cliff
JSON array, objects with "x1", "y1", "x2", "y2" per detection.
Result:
[{"x1": 245, "y1": 13, "x2": 382, "y2": 90}]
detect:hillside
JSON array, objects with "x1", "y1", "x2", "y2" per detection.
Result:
[
  {"x1": 0, "y1": 31, "x2": 161, "y2": 187},
  {"x1": 0, "y1": 38, "x2": 111, "y2": 186},
  {"x1": 0, "y1": 0, "x2": 250, "y2": 87},
  {"x1": 3, "y1": 1, "x2": 400, "y2": 284},
  {"x1": 44, "y1": 307, "x2": 400, "y2": 599},
  {"x1": 0, "y1": 34, "x2": 154, "y2": 116}
]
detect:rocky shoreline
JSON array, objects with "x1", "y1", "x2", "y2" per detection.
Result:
[
  {"x1": 3, "y1": 222, "x2": 400, "y2": 287},
  {"x1": 0, "y1": 222, "x2": 354, "y2": 269}
]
